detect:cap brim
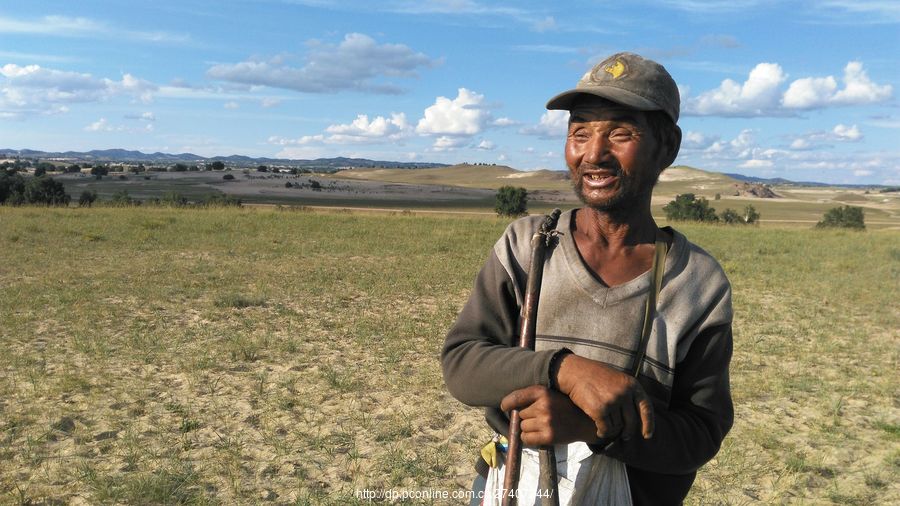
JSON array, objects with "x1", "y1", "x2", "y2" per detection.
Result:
[{"x1": 546, "y1": 87, "x2": 660, "y2": 112}]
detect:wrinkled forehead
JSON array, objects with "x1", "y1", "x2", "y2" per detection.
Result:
[{"x1": 568, "y1": 96, "x2": 648, "y2": 124}]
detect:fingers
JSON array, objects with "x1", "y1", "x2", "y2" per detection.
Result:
[
  {"x1": 620, "y1": 397, "x2": 639, "y2": 441},
  {"x1": 519, "y1": 418, "x2": 551, "y2": 446},
  {"x1": 597, "y1": 407, "x2": 623, "y2": 439},
  {"x1": 500, "y1": 385, "x2": 546, "y2": 412},
  {"x1": 634, "y1": 388, "x2": 655, "y2": 439}
]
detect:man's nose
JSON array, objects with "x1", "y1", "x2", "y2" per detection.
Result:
[{"x1": 583, "y1": 135, "x2": 611, "y2": 165}]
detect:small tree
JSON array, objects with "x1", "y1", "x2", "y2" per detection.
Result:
[
  {"x1": 23, "y1": 176, "x2": 70, "y2": 206},
  {"x1": 309, "y1": 180, "x2": 322, "y2": 191},
  {"x1": 0, "y1": 170, "x2": 26, "y2": 204},
  {"x1": 210, "y1": 161, "x2": 225, "y2": 171},
  {"x1": 743, "y1": 205, "x2": 760, "y2": 224},
  {"x1": 817, "y1": 205, "x2": 865, "y2": 230},
  {"x1": 78, "y1": 190, "x2": 97, "y2": 207},
  {"x1": 662, "y1": 193, "x2": 718, "y2": 222},
  {"x1": 720, "y1": 208, "x2": 741, "y2": 224},
  {"x1": 495, "y1": 186, "x2": 528, "y2": 217}
]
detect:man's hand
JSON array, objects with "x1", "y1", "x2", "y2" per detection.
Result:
[
  {"x1": 500, "y1": 385, "x2": 597, "y2": 446},
  {"x1": 555, "y1": 354, "x2": 654, "y2": 441}
]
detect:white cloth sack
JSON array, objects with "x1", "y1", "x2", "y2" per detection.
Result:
[{"x1": 482, "y1": 442, "x2": 631, "y2": 506}]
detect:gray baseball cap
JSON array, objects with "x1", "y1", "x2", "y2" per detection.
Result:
[{"x1": 546, "y1": 52, "x2": 680, "y2": 123}]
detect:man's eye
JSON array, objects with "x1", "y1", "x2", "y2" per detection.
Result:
[
  {"x1": 571, "y1": 130, "x2": 590, "y2": 140},
  {"x1": 610, "y1": 130, "x2": 633, "y2": 140}
]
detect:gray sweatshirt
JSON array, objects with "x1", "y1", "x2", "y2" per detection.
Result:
[{"x1": 442, "y1": 209, "x2": 734, "y2": 505}]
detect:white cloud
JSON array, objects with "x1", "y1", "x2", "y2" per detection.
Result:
[
  {"x1": 84, "y1": 116, "x2": 152, "y2": 133},
  {"x1": 685, "y1": 60, "x2": 892, "y2": 116},
  {"x1": 476, "y1": 139, "x2": 495, "y2": 150},
  {"x1": 207, "y1": 33, "x2": 436, "y2": 94},
  {"x1": 739, "y1": 159, "x2": 774, "y2": 168},
  {"x1": 416, "y1": 88, "x2": 489, "y2": 135},
  {"x1": 788, "y1": 123, "x2": 864, "y2": 150},
  {"x1": 224, "y1": 101, "x2": 240, "y2": 109},
  {"x1": 0, "y1": 64, "x2": 157, "y2": 118},
  {"x1": 269, "y1": 112, "x2": 412, "y2": 146},
  {"x1": 492, "y1": 117, "x2": 517, "y2": 127},
  {"x1": 832, "y1": 123, "x2": 862, "y2": 141},
  {"x1": 326, "y1": 113, "x2": 411, "y2": 141},
  {"x1": 260, "y1": 97, "x2": 281, "y2": 108},
  {"x1": 85, "y1": 118, "x2": 111, "y2": 132},
  {"x1": 684, "y1": 63, "x2": 786, "y2": 116},
  {"x1": 520, "y1": 110, "x2": 569, "y2": 138},
  {"x1": 790, "y1": 138, "x2": 811, "y2": 150},
  {"x1": 0, "y1": 14, "x2": 189, "y2": 44},
  {"x1": 783, "y1": 61, "x2": 891, "y2": 109},
  {"x1": 782, "y1": 76, "x2": 837, "y2": 109},
  {"x1": 677, "y1": 125, "x2": 899, "y2": 184},
  {"x1": 431, "y1": 135, "x2": 469, "y2": 151},
  {"x1": 682, "y1": 131, "x2": 719, "y2": 150}
]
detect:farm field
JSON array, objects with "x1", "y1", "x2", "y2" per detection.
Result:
[
  {"x1": 49, "y1": 165, "x2": 900, "y2": 229},
  {"x1": 1, "y1": 206, "x2": 898, "y2": 504}
]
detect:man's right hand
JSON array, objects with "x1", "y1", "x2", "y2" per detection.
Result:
[{"x1": 554, "y1": 354, "x2": 655, "y2": 441}]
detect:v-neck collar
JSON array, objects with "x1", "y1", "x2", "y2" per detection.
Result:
[{"x1": 557, "y1": 209, "x2": 679, "y2": 307}]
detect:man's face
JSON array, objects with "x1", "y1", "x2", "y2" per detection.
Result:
[{"x1": 565, "y1": 98, "x2": 665, "y2": 212}]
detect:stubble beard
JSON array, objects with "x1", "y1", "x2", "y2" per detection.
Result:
[{"x1": 572, "y1": 166, "x2": 656, "y2": 214}]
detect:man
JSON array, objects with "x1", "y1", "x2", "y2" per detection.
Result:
[{"x1": 442, "y1": 52, "x2": 733, "y2": 505}]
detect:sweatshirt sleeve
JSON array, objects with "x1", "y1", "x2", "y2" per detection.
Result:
[
  {"x1": 599, "y1": 322, "x2": 734, "y2": 474},
  {"x1": 441, "y1": 249, "x2": 559, "y2": 407}
]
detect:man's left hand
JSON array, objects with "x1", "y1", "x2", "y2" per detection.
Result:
[{"x1": 500, "y1": 385, "x2": 600, "y2": 446}]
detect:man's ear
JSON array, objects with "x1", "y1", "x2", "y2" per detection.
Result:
[{"x1": 660, "y1": 125, "x2": 682, "y2": 169}]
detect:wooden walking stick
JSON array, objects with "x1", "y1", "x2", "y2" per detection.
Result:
[{"x1": 502, "y1": 209, "x2": 562, "y2": 506}]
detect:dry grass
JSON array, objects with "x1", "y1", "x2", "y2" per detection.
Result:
[{"x1": 1, "y1": 206, "x2": 897, "y2": 504}]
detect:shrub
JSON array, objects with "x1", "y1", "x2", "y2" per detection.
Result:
[
  {"x1": 109, "y1": 190, "x2": 137, "y2": 207},
  {"x1": 0, "y1": 170, "x2": 26, "y2": 204},
  {"x1": 817, "y1": 205, "x2": 865, "y2": 230},
  {"x1": 161, "y1": 191, "x2": 188, "y2": 207},
  {"x1": 743, "y1": 205, "x2": 760, "y2": 224},
  {"x1": 222, "y1": 174, "x2": 235, "y2": 181},
  {"x1": 23, "y1": 176, "x2": 70, "y2": 206},
  {"x1": 720, "y1": 208, "x2": 741, "y2": 224},
  {"x1": 662, "y1": 193, "x2": 718, "y2": 222},
  {"x1": 495, "y1": 186, "x2": 528, "y2": 217},
  {"x1": 285, "y1": 182, "x2": 293, "y2": 188},
  {"x1": 78, "y1": 190, "x2": 98, "y2": 207},
  {"x1": 310, "y1": 180, "x2": 322, "y2": 191},
  {"x1": 202, "y1": 194, "x2": 242, "y2": 207}
]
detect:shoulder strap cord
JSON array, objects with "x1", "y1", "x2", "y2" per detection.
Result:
[{"x1": 628, "y1": 234, "x2": 668, "y2": 378}]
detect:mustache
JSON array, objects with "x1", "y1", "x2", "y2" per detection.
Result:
[{"x1": 576, "y1": 163, "x2": 620, "y2": 176}]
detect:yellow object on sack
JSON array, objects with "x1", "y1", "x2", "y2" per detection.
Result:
[{"x1": 480, "y1": 436, "x2": 508, "y2": 468}]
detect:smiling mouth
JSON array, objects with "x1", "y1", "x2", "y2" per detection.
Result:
[{"x1": 582, "y1": 172, "x2": 618, "y2": 188}]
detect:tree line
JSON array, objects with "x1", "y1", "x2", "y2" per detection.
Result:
[{"x1": 494, "y1": 187, "x2": 866, "y2": 229}]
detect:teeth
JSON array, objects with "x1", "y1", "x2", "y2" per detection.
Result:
[{"x1": 591, "y1": 174, "x2": 600, "y2": 180}]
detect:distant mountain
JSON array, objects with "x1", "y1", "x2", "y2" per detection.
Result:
[
  {"x1": 722, "y1": 172, "x2": 883, "y2": 189},
  {"x1": 0, "y1": 148, "x2": 448, "y2": 170}
]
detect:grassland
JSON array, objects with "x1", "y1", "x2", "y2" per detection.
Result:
[
  {"x1": 49, "y1": 165, "x2": 900, "y2": 229},
  {"x1": 1, "y1": 206, "x2": 898, "y2": 504}
]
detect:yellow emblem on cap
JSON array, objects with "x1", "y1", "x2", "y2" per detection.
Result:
[{"x1": 604, "y1": 60, "x2": 625, "y2": 79}]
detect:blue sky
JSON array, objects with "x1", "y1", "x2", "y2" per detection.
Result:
[{"x1": 1, "y1": 1, "x2": 898, "y2": 184}]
